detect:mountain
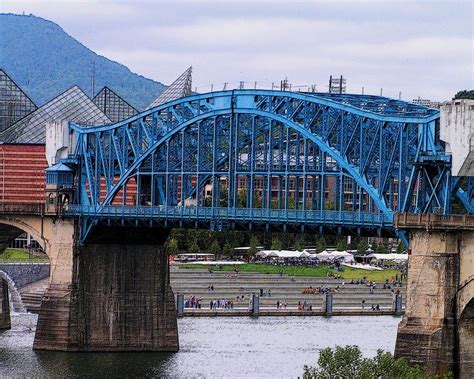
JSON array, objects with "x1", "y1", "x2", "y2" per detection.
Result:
[{"x1": 0, "y1": 13, "x2": 165, "y2": 110}]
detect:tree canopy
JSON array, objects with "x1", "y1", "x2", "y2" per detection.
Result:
[
  {"x1": 453, "y1": 90, "x2": 474, "y2": 100},
  {"x1": 303, "y1": 345, "x2": 438, "y2": 379}
]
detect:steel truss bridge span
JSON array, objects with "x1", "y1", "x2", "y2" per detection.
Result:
[{"x1": 67, "y1": 90, "x2": 447, "y2": 242}]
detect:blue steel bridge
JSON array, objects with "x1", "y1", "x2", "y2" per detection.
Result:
[{"x1": 63, "y1": 89, "x2": 455, "y2": 242}]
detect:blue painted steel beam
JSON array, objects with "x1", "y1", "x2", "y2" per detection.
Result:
[{"x1": 63, "y1": 90, "x2": 450, "y2": 242}]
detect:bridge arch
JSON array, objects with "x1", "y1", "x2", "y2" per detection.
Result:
[
  {"x1": 0, "y1": 216, "x2": 50, "y2": 255},
  {"x1": 69, "y1": 89, "x2": 443, "y2": 239},
  {"x1": 98, "y1": 107, "x2": 391, "y2": 217}
]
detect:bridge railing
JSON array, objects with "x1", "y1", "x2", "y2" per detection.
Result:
[
  {"x1": 0, "y1": 203, "x2": 44, "y2": 215},
  {"x1": 66, "y1": 205, "x2": 393, "y2": 227}
]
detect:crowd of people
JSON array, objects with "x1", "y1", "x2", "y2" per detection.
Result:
[
  {"x1": 185, "y1": 296, "x2": 202, "y2": 309},
  {"x1": 210, "y1": 299, "x2": 235, "y2": 309},
  {"x1": 297, "y1": 300, "x2": 313, "y2": 311}
]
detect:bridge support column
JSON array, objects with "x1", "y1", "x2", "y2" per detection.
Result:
[
  {"x1": 34, "y1": 224, "x2": 178, "y2": 351},
  {"x1": 394, "y1": 221, "x2": 474, "y2": 378},
  {"x1": 0, "y1": 277, "x2": 11, "y2": 330}
]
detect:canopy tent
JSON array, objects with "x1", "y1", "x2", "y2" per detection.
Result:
[
  {"x1": 257, "y1": 250, "x2": 310, "y2": 259},
  {"x1": 311, "y1": 250, "x2": 354, "y2": 262},
  {"x1": 367, "y1": 253, "x2": 408, "y2": 262}
]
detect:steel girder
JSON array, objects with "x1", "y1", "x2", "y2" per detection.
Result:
[{"x1": 66, "y1": 90, "x2": 446, "y2": 241}]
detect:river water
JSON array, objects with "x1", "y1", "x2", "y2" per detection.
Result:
[{"x1": 0, "y1": 313, "x2": 400, "y2": 378}]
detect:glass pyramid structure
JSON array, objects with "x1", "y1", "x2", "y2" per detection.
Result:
[
  {"x1": 93, "y1": 86, "x2": 138, "y2": 123},
  {"x1": 0, "y1": 69, "x2": 37, "y2": 133},
  {"x1": 147, "y1": 67, "x2": 192, "y2": 109},
  {"x1": 0, "y1": 85, "x2": 110, "y2": 144}
]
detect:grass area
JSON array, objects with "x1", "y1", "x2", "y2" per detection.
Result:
[
  {"x1": 179, "y1": 263, "x2": 401, "y2": 282},
  {"x1": 0, "y1": 248, "x2": 49, "y2": 262}
]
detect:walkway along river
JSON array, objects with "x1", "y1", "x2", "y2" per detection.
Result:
[{"x1": 0, "y1": 313, "x2": 400, "y2": 378}]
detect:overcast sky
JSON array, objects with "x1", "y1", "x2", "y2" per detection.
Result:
[{"x1": 2, "y1": 0, "x2": 473, "y2": 101}]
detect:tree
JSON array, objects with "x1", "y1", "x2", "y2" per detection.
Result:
[
  {"x1": 396, "y1": 241, "x2": 405, "y2": 254},
  {"x1": 249, "y1": 235, "x2": 260, "y2": 255},
  {"x1": 303, "y1": 345, "x2": 435, "y2": 379},
  {"x1": 377, "y1": 240, "x2": 389, "y2": 254},
  {"x1": 315, "y1": 236, "x2": 326, "y2": 253},
  {"x1": 453, "y1": 90, "x2": 474, "y2": 100},
  {"x1": 165, "y1": 237, "x2": 179, "y2": 255},
  {"x1": 187, "y1": 230, "x2": 200, "y2": 253},
  {"x1": 357, "y1": 238, "x2": 369, "y2": 255},
  {"x1": 209, "y1": 240, "x2": 221, "y2": 256},
  {"x1": 294, "y1": 235, "x2": 306, "y2": 251},
  {"x1": 271, "y1": 237, "x2": 283, "y2": 251},
  {"x1": 222, "y1": 242, "x2": 233, "y2": 256},
  {"x1": 336, "y1": 238, "x2": 347, "y2": 251},
  {"x1": 237, "y1": 189, "x2": 247, "y2": 208}
]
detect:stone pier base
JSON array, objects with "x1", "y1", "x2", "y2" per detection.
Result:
[
  {"x1": 395, "y1": 214, "x2": 474, "y2": 379},
  {"x1": 0, "y1": 278, "x2": 11, "y2": 330},
  {"x1": 394, "y1": 231, "x2": 459, "y2": 375},
  {"x1": 34, "y1": 226, "x2": 178, "y2": 351}
]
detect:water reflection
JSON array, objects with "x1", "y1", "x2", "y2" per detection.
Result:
[{"x1": 1, "y1": 313, "x2": 400, "y2": 378}]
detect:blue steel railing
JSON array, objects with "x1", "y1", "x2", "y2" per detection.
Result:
[{"x1": 66, "y1": 205, "x2": 394, "y2": 228}]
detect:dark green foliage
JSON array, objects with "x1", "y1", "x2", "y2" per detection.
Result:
[
  {"x1": 336, "y1": 238, "x2": 347, "y2": 251},
  {"x1": 315, "y1": 236, "x2": 327, "y2": 253},
  {"x1": 222, "y1": 242, "x2": 233, "y2": 256},
  {"x1": 396, "y1": 242, "x2": 405, "y2": 254},
  {"x1": 237, "y1": 189, "x2": 247, "y2": 208},
  {"x1": 294, "y1": 235, "x2": 306, "y2": 251},
  {"x1": 356, "y1": 238, "x2": 369, "y2": 255},
  {"x1": 303, "y1": 345, "x2": 439, "y2": 379},
  {"x1": 271, "y1": 238, "x2": 283, "y2": 250},
  {"x1": 209, "y1": 240, "x2": 221, "y2": 255},
  {"x1": 249, "y1": 235, "x2": 260, "y2": 255},
  {"x1": 377, "y1": 241, "x2": 389, "y2": 254},
  {"x1": 165, "y1": 237, "x2": 179, "y2": 255},
  {"x1": 0, "y1": 14, "x2": 165, "y2": 109},
  {"x1": 453, "y1": 90, "x2": 474, "y2": 100}
]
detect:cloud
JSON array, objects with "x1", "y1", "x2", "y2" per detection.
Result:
[{"x1": 1, "y1": 0, "x2": 472, "y2": 100}]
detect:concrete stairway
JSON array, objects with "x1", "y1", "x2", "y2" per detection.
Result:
[{"x1": 18, "y1": 268, "x2": 406, "y2": 313}]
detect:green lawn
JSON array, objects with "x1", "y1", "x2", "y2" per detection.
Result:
[
  {"x1": 179, "y1": 263, "x2": 401, "y2": 282},
  {"x1": 0, "y1": 248, "x2": 49, "y2": 262}
]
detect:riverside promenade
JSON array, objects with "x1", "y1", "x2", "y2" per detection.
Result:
[
  {"x1": 19, "y1": 265, "x2": 405, "y2": 316},
  {"x1": 172, "y1": 267, "x2": 405, "y2": 316}
]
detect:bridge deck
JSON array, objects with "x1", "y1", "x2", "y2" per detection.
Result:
[{"x1": 67, "y1": 205, "x2": 393, "y2": 231}]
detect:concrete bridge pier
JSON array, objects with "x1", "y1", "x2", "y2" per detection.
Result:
[
  {"x1": 34, "y1": 222, "x2": 178, "y2": 352},
  {"x1": 394, "y1": 214, "x2": 474, "y2": 378},
  {"x1": 0, "y1": 277, "x2": 11, "y2": 330}
]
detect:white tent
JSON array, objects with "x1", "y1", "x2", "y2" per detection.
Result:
[
  {"x1": 259, "y1": 250, "x2": 310, "y2": 259},
  {"x1": 312, "y1": 250, "x2": 354, "y2": 262},
  {"x1": 367, "y1": 253, "x2": 408, "y2": 262}
]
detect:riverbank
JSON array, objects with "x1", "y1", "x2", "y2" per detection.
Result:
[{"x1": 17, "y1": 266, "x2": 406, "y2": 315}]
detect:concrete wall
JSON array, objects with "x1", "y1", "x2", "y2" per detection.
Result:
[
  {"x1": 0, "y1": 263, "x2": 50, "y2": 289},
  {"x1": 440, "y1": 99, "x2": 474, "y2": 176}
]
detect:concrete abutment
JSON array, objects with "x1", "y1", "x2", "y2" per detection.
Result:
[
  {"x1": 395, "y1": 215, "x2": 474, "y2": 378},
  {"x1": 34, "y1": 222, "x2": 178, "y2": 352}
]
